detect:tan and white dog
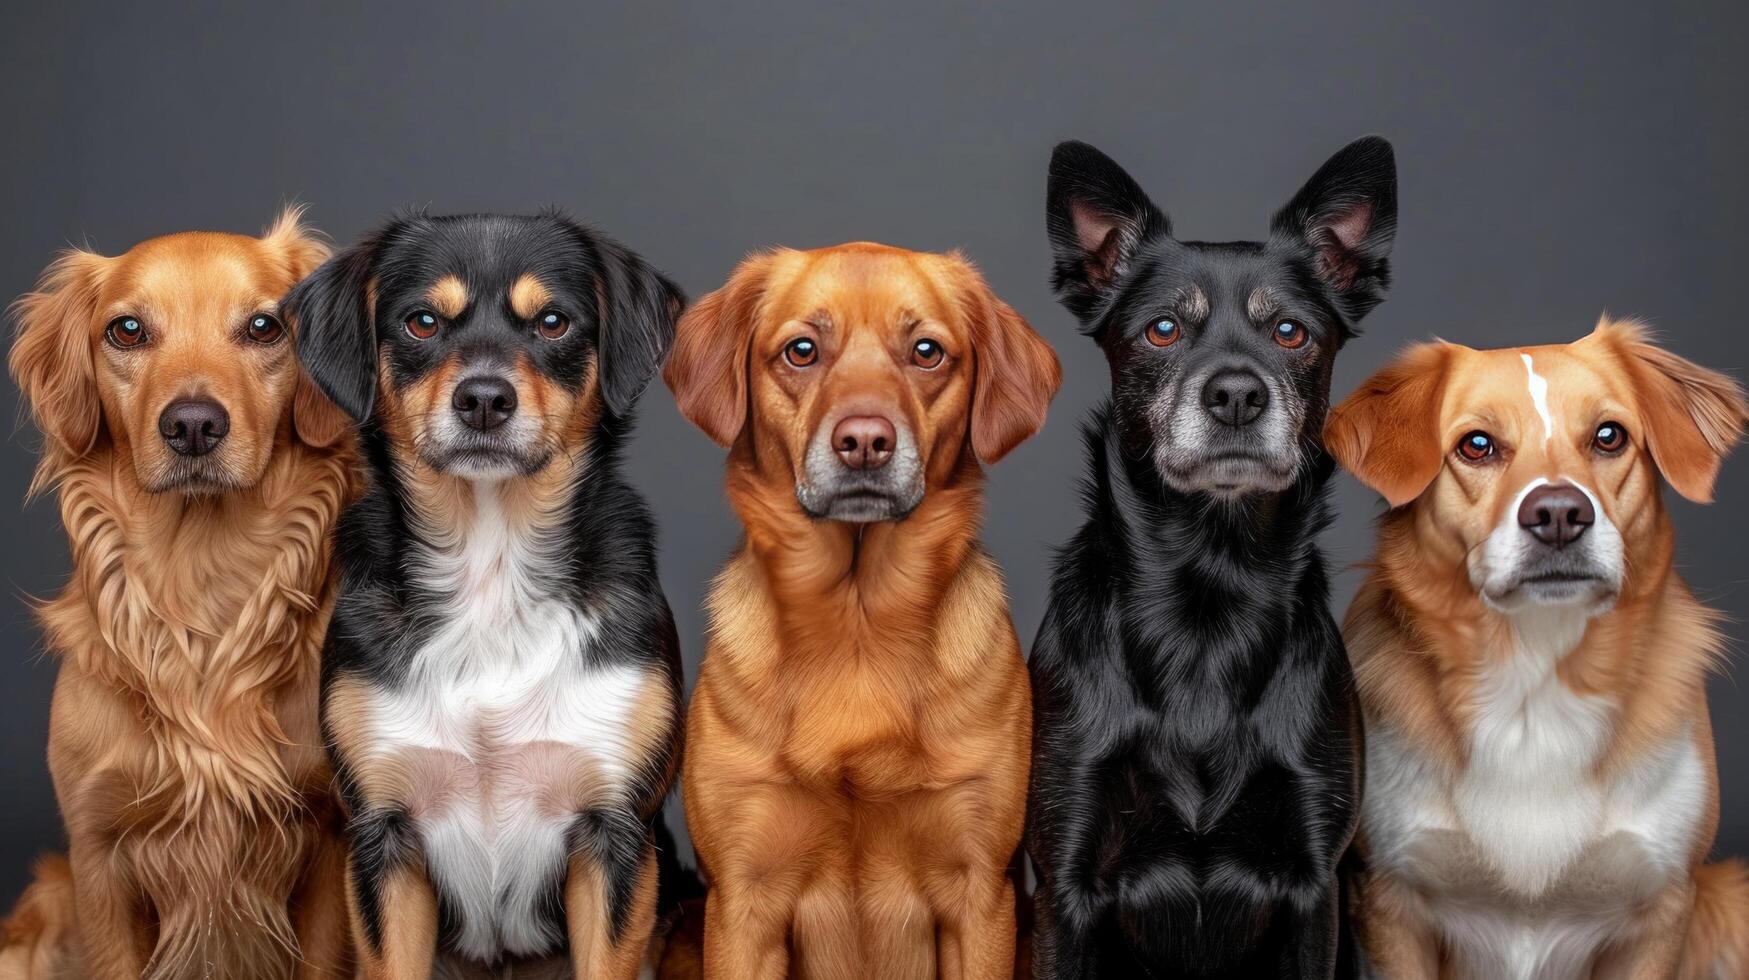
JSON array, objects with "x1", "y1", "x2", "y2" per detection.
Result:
[{"x1": 1327, "y1": 319, "x2": 1749, "y2": 979}]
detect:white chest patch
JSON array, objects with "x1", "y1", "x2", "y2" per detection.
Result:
[
  {"x1": 360, "y1": 486, "x2": 649, "y2": 961},
  {"x1": 1363, "y1": 611, "x2": 1708, "y2": 979}
]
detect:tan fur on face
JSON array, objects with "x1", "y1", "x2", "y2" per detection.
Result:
[
  {"x1": 668, "y1": 243, "x2": 1058, "y2": 978},
  {"x1": 1328, "y1": 318, "x2": 1749, "y2": 979},
  {"x1": 1, "y1": 209, "x2": 361, "y2": 980},
  {"x1": 424, "y1": 275, "x2": 469, "y2": 319},
  {"x1": 510, "y1": 273, "x2": 553, "y2": 320}
]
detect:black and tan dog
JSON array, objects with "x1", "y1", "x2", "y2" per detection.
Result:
[
  {"x1": 285, "y1": 212, "x2": 685, "y2": 979},
  {"x1": 1026, "y1": 138, "x2": 1397, "y2": 978}
]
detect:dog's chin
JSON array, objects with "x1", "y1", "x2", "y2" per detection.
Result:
[
  {"x1": 1158, "y1": 452, "x2": 1297, "y2": 498},
  {"x1": 420, "y1": 443, "x2": 551, "y2": 481},
  {"x1": 1482, "y1": 571, "x2": 1619, "y2": 615},
  {"x1": 138, "y1": 457, "x2": 252, "y2": 497},
  {"x1": 795, "y1": 485, "x2": 921, "y2": 524}
]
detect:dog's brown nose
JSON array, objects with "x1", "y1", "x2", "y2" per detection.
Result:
[
  {"x1": 1202, "y1": 370, "x2": 1269, "y2": 427},
  {"x1": 453, "y1": 376, "x2": 518, "y2": 431},
  {"x1": 833, "y1": 415, "x2": 896, "y2": 470},
  {"x1": 158, "y1": 398, "x2": 230, "y2": 457},
  {"x1": 1518, "y1": 482, "x2": 1595, "y2": 548}
]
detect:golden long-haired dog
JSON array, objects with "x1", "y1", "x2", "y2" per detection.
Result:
[
  {"x1": 1327, "y1": 320, "x2": 1749, "y2": 979},
  {"x1": 0, "y1": 211, "x2": 358, "y2": 980},
  {"x1": 664, "y1": 243, "x2": 1060, "y2": 979}
]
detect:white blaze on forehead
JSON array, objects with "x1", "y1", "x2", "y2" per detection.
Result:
[{"x1": 1521, "y1": 353, "x2": 1553, "y2": 446}]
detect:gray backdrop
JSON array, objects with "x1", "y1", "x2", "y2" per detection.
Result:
[{"x1": 1, "y1": 0, "x2": 1744, "y2": 900}]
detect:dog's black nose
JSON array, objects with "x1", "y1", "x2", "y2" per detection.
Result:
[
  {"x1": 1517, "y1": 482, "x2": 1595, "y2": 548},
  {"x1": 1201, "y1": 370, "x2": 1269, "y2": 427},
  {"x1": 833, "y1": 415, "x2": 896, "y2": 470},
  {"x1": 452, "y1": 377, "x2": 518, "y2": 431},
  {"x1": 158, "y1": 398, "x2": 230, "y2": 457}
]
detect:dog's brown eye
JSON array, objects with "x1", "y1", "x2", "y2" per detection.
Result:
[
  {"x1": 245, "y1": 313, "x2": 284, "y2": 344},
  {"x1": 1593, "y1": 420, "x2": 1627, "y2": 455},
  {"x1": 106, "y1": 316, "x2": 147, "y2": 349},
  {"x1": 536, "y1": 310, "x2": 570, "y2": 340},
  {"x1": 784, "y1": 337, "x2": 818, "y2": 368},
  {"x1": 1146, "y1": 318, "x2": 1180, "y2": 347},
  {"x1": 1457, "y1": 430, "x2": 1495, "y2": 462},
  {"x1": 406, "y1": 311, "x2": 440, "y2": 340},
  {"x1": 1274, "y1": 320, "x2": 1308, "y2": 349},
  {"x1": 912, "y1": 338, "x2": 945, "y2": 369}
]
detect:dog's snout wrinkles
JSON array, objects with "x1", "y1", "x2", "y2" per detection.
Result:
[
  {"x1": 1201, "y1": 370, "x2": 1269, "y2": 427},
  {"x1": 158, "y1": 398, "x2": 231, "y2": 457},
  {"x1": 453, "y1": 376, "x2": 518, "y2": 431},
  {"x1": 1518, "y1": 482, "x2": 1595, "y2": 547},
  {"x1": 832, "y1": 415, "x2": 896, "y2": 470}
]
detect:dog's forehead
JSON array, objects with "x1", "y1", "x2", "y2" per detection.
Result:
[
  {"x1": 1442, "y1": 343, "x2": 1629, "y2": 435},
  {"x1": 1124, "y1": 239, "x2": 1305, "y2": 310},
  {"x1": 105, "y1": 232, "x2": 284, "y2": 317},
  {"x1": 382, "y1": 218, "x2": 588, "y2": 298},
  {"x1": 772, "y1": 246, "x2": 958, "y2": 326}
]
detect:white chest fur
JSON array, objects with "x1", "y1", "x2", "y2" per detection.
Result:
[
  {"x1": 360, "y1": 487, "x2": 649, "y2": 961},
  {"x1": 1363, "y1": 611, "x2": 1707, "y2": 979}
]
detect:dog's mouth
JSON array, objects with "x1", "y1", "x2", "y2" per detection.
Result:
[
  {"x1": 140, "y1": 454, "x2": 251, "y2": 496},
  {"x1": 1490, "y1": 568, "x2": 1618, "y2": 608},
  {"x1": 794, "y1": 482, "x2": 921, "y2": 523},
  {"x1": 1159, "y1": 451, "x2": 1298, "y2": 497},
  {"x1": 419, "y1": 439, "x2": 553, "y2": 480}
]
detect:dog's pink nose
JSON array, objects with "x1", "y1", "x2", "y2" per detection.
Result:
[{"x1": 833, "y1": 415, "x2": 896, "y2": 470}]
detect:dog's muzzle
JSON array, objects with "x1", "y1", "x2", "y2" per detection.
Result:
[
  {"x1": 1151, "y1": 364, "x2": 1304, "y2": 496},
  {"x1": 422, "y1": 372, "x2": 550, "y2": 479},
  {"x1": 795, "y1": 412, "x2": 925, "y2": 522},
  {"x1": 1474, "y1": 479, "x2": 1624, "y2": 612}
]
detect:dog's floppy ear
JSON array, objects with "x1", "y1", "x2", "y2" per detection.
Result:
[
  {"x1": 664, "y1": 252, "x2": 776, "y2": 447},
  {"x1": 9, "y1": 247, "x2": 112, "y2": 480},
  {"x1": 592, "y1": 236, "x2": 686, "y2": 418},
  {"x1": 1046, "y1": 140, "x2": 1170, "y2": 328},
  {"x1": 951, "y1": 254, "x2": 1063, "y2": 464},
  {"x1": 261, "y1": 207, "x2": 350, "y2": 449},
  {"x1": 1326, "y1": 342, "x2": 1450, "y2": 507},
  {"x1": 1271, "y1": 136, "x2": 1397, "y2": 324},
  {"x1": 1593, "y1": 318, "x2": 1748, "y2": 503},
  {"x1": 285, "y1": 233, "x2": 383, "y2": 424}
]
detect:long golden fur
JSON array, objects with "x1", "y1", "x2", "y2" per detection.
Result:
[
  {"x1": 0, "y1": 211, "x2": 359, "y2": 980},
  {"x1": 1328, "y1": 319, "x2": 1749, "y2": 979},
  {"x1": 664, "y1": 244, "x2": 1060, "y2": 980}
]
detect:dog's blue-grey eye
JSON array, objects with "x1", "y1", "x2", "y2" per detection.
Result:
[
  {"x1": 406, "y1": 311, "x2": 440, "y2": 340},
  {"x1": 106, "y1": 316, "x2": 147, "y2": 349},
  {"x1": 1146, "y1": 319, "x2": 1179, "y2": 347},
  {"x1": 536, "y1": 311, "x2": 570, "y2": 340},
  {"x1": 1274, "y1": 320, "x2": 1308, "y2": 349}
]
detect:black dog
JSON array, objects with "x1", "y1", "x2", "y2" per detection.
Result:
[
  {"x1": 1026, "y1": 138, "x2": 1396, "y2": 978},
  {"x1": 286, "y1": 212, "x2": 685, "y2": 978}
]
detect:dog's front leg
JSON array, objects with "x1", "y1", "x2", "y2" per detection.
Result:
[
  {"x1": 1028, "y1": 878, "x2": 1098, "y2": 980},
  {"x1": 1289, "y1": 880, "x2": 1341, "y2": 980},
  {"x1": 65, "y1": 833, "x2": 147, "y2": 980},
  {"x1": 1347, "y1": 871, "x2": 1437, "y2": 980},
  {"x1": 344, "y1": 810, "x2": 436, "y2": 980},
  {"x1": 1594, "y1": 878, "x2": 1691, "y2": 980},
  {"x1": 290, "y1": 824, "x2": 354, "y2": 979},
  {"x1": 936, "y1": 866, "x2": 1016, "y2": 980},
  {"x1": 702, "y1": 880, "x2": 794, "y2": 980},
  {"x1": 566, "y1": 810, "x2": 660, "y2": 980}
]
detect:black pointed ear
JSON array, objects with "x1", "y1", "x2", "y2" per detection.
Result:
[
  {"x1": 1271, "y1": 135, "x2": 1397, "y2": 322},
  {"x1": 1046, "y1": 140, "x2": 1170, "y2": 327},
  {"x1": 591, "y1": 235, "x2": 685, "y2": 418},
  {"x1": 284, "y1": 233, "x2": 383, "y2": 422}
]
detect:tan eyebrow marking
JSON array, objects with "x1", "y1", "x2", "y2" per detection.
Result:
[
  {"x1": 425, "y1": 276, "x2": 468, "y2": 318},
  {"x1": 1181, "y1": 285, "x2": 1209, "y2": 322},
  {"x1": 510, "y1": 274, "x2": 553, "y2": 320}
]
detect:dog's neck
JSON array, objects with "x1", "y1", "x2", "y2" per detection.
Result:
[
  {"x1": 726, "y1": 447, "x2": 985, "y2": 639},
  {"x1": 1356, "y1": 501, "x2": 1717, "y2": 771}
]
